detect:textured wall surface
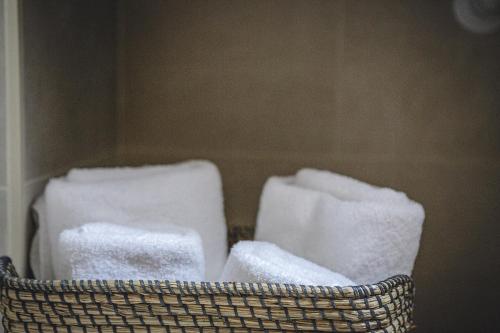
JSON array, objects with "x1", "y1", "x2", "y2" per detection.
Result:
[
  {"x1": 22, "y1": 0, "x2": 117, "y2": 181},
  {"x1": 116, "y1": 1, "x2": 500, "y2": 331}
]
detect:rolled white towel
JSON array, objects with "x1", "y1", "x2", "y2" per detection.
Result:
[
  {"x1": 59, "y1": 222, "x2": 205, "y2": 281},
  {"x1": 39, "y1": 160, "x2": 226, "y2": 280},
  {"x1": 255, "y1": 169, "x2": 425, "y2": 284},
  {"x1": 219, "y1": 241, "x2": 355, "y2": 286}
]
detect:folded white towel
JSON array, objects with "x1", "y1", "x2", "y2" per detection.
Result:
[
  {"x1": 35, "y1": 160, "x2": 225, "y2": 280},
  {"x1": 66, "y1": 164, "x2": 183, "y2": 182},
  {"x1": 295, "y1": 169, "x2": 412, "y2": 204},
  {"x1": 219, "y1": 241, "x2": 355, "y2": 286},
  {"x1": 255, "y1": 169, "x2": 425, "y2": 284},
  {"x1": 59, "y1": 222, "x2": 205, "y2": 280}
]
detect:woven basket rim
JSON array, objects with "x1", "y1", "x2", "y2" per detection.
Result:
[{"x1": 0, "y1": 256, "x2": 413, "y2": 299}]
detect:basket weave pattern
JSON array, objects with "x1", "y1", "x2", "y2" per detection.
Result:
[{"x1": 0, "y1": 229, "x2": 415, "y2": 332}]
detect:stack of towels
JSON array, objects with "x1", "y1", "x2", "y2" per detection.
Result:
[
  {"x1": 30, "y1": 160, "x2": 226, "y2": 281},
  {"x1": 30, "y1": 162, "x2": 424, "y2": 287}
]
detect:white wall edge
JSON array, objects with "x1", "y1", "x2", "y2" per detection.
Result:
[{"x1": 4, "y1": 0, "x2": 25, "y2": 274}]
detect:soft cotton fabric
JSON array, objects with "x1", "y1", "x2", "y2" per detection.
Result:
[
  {"x1": 66, "y1": 164, "x2": 177, "y2": 182},
  {"x1": 31, "y1": 160, "x2": 226, "y2": 280},
  {"x1": 255, "y1": 169, "x2": 425, "y2": 284},
  {"x1": 219, "y1": 241, "x2": 355, "y2": 286},
  {"x1": 59, "y1": 222, "x2": 204, "y2": 280}
]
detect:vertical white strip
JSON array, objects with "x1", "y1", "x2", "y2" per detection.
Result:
[{"x1": 4, "y1": 0, "x2": 24, "y2": 275}]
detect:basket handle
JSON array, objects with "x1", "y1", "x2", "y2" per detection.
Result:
[{"x1": 0, "y1": 256, "x2": 13, "y2": 280}]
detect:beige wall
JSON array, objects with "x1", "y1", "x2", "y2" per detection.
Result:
[
  {"x1": 117, "y1": 1, "x2": 500, "y2": 331},
  {"x1": 23, "y1": 0, "x2": 117, "y2": 180}
]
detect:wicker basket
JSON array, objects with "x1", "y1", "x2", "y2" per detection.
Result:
[{"x1": 0, "y1": 229, "x2": 416, "y2": 332}]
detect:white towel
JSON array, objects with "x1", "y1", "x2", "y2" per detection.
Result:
[
  {"x1": 66, "y1": 164, "x2": 178, "y2": 182},
  {"x1": 219, "y1": 241, "x2": 355, "y2": 286},
  {"x1": 255, "y1": 169, "x2": 425, "y2": 284},
  {"x1": 296, "y1": 169, "x2": 412, "y2": 205},
  {"x1": 32, "y1": 160, "x2": 226, "y2": 280},
  {"x1": 59, "y1": 222, "x2": 205, "y2": 281}
]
